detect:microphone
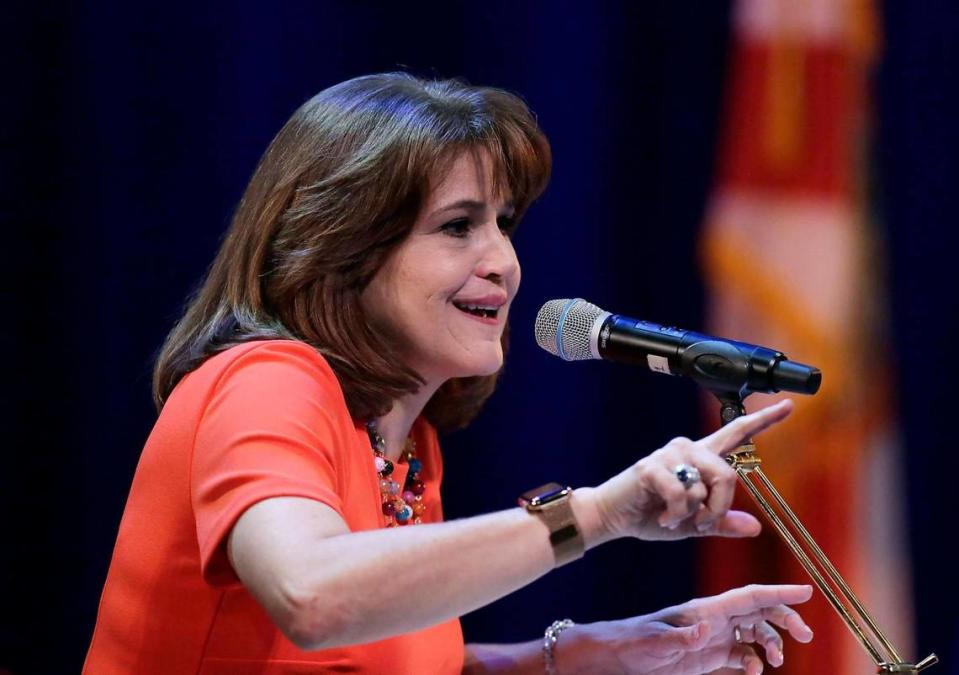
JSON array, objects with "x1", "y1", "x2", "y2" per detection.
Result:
[{"x1": 534, "y1": 298, "x2": 821, "y2": 396}]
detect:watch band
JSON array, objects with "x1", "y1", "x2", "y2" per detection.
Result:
[
  {"x1": 536, "y1": 496, "x2": 584, "y2": 566},
  {"x1": 520, "y1": 484, "x2": 585, "y2": 567}
]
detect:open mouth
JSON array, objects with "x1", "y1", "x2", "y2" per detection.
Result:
[{"x1": 452, "y1": 301, "x2": 500, "y2": 320}]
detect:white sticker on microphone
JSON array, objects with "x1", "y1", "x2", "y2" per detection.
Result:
[{"x1": 647, "y1": 354, "x2": 672, "y2": 374}]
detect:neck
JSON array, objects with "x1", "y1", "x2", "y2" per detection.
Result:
[{"x1": 374, "y1": 381, "x2": 441, "y2": 462}]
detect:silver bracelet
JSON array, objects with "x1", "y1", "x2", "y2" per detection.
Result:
[{"x1": 543, "y1": 618, "x2": 574, "y2": 675}]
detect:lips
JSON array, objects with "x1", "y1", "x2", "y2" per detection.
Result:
[
  {"x1": 451, "y1": 294, "x2": 507, "y2": 321},
  {"x1": 452, "y1": 302, "x2": 499, "y2": 319}
]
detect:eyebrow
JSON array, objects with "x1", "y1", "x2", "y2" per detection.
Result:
[{"x1": 433, "y1": 199, "x2": 515, "y2": 215}]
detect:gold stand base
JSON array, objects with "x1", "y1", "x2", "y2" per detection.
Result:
[{"x1": 878, "y1": 654, "x2": 940, "y2": 673}]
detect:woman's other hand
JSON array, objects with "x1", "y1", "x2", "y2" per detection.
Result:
[
  {"x1": 585, "y1": 399, "x2": 793, "y2": 544},
  {"x1": 560, "y1": 584, "x2": 814, "y2": 675}
]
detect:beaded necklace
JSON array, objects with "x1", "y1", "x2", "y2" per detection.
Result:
[{"x1": 366, "y1": 421, "x2": 426, "y2": 527}]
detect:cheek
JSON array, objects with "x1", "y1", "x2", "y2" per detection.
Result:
[{"x1": 417, "y1": 261, "x2": 469, "y2": 302}]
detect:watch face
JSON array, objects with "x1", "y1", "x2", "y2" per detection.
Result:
[{"x1": 519, "y1": 482, "x2": 571, "y2": 508}]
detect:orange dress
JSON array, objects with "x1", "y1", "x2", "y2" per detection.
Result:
[{"x1": 84, "y1": 340, "x2": 464, "y2": 674}]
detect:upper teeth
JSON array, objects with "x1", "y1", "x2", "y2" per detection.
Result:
[{"x1": 461, "y1": 304, "x2": 496, "y2": 311}]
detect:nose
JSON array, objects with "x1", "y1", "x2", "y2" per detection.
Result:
[{"x1": 475, "y1": 223, "x2": 520, "y2": 284}]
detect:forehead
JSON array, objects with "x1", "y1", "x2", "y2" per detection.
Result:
[{"x1": 423, "y1": 149, "x2": 511, "y2": 210}]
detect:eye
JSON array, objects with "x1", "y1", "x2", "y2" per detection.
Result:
[
  {"x1": 440, "y1": 217, "x2": 471, "y2": 238},
  {"x1": 497, "y1": 214, "x2": 517, "y2": 235}
]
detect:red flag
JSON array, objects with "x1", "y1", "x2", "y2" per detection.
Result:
[{"x1": 698, "y1": 1, "x2": 914, "y2": 672}]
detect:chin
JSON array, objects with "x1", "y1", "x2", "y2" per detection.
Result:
[
  {"x1": 470, "y1": 363, "x2": 503, "y2": 378},
  {"x1": 454, "y1": 350, "x2": 505, "y2": 379}
]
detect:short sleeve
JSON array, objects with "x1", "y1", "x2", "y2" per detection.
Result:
[{"x1": 190, "y1": 341, "x2": 350, "y2": 586}]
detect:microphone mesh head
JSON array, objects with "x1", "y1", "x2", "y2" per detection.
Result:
[{"x1": 534, "y1": 298, "x2": 609, "y2": 361}]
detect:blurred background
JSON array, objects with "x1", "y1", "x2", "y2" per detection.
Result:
[{"x1": 3, "y1": 1, "x2": 957, "y2": 673}]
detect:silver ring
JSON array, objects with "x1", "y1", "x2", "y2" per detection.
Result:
[
  {"x1": 674, "y1": 464, "x2": 701, "y2": 488},
  {"x1": 734, "y1": 625, "x2": 743, "y2": 643}
]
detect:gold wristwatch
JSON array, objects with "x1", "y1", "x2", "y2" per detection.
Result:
[{"x1": 518, "y1": 482, "x2": 584, "y2": 567}]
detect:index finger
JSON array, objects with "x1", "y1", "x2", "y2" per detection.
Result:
[{"x1": 703, "y1": 399, "x2": 794, "y2": 456}]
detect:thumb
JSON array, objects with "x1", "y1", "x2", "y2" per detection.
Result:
[{"x1": 695, "y1": 511, "x2": 762, "y2": 538}]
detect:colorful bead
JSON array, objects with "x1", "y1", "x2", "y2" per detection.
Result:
[
  {"x1": 366, "y1": 423, "x2": 387, "y2": 452},
  {"x1": 367, "y1": 421, "x2": 424, "y2": 528}
]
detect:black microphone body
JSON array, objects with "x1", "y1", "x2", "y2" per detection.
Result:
[
  {"x1": 599, "y1": 315, "x2": 821, "y2": 396},
  {"x1": 534, "y1": 298, "x2": 821, "y2": 397}
]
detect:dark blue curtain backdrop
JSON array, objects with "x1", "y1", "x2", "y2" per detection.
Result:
[
  {"x1": 878, "y1": 2, "x2": 959, "y2": 670},
  {"x1": 2, "y1": 3, "x2": 956, "y2": 673}
]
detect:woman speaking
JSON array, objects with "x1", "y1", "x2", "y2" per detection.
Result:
[{"x1": 84, "y1": 73, "x2": 813, "y2": 674}]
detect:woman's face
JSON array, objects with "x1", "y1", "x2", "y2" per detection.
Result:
[{"x1": 362, "y1": 150, "x2": 520, "y2": 387}]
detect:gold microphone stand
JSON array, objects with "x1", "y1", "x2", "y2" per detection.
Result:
[{"x1": 715, "y1": 393, "x2": 939, "y2": 674}]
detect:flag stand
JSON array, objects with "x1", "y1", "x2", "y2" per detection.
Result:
[{"x1": 712, "y1": 392, "x2": 938, "y2": 674}]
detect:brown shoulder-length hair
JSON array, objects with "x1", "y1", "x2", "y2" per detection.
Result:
[{"x1": 153, "y1": 72, "x2": 551, "y2": 431}]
